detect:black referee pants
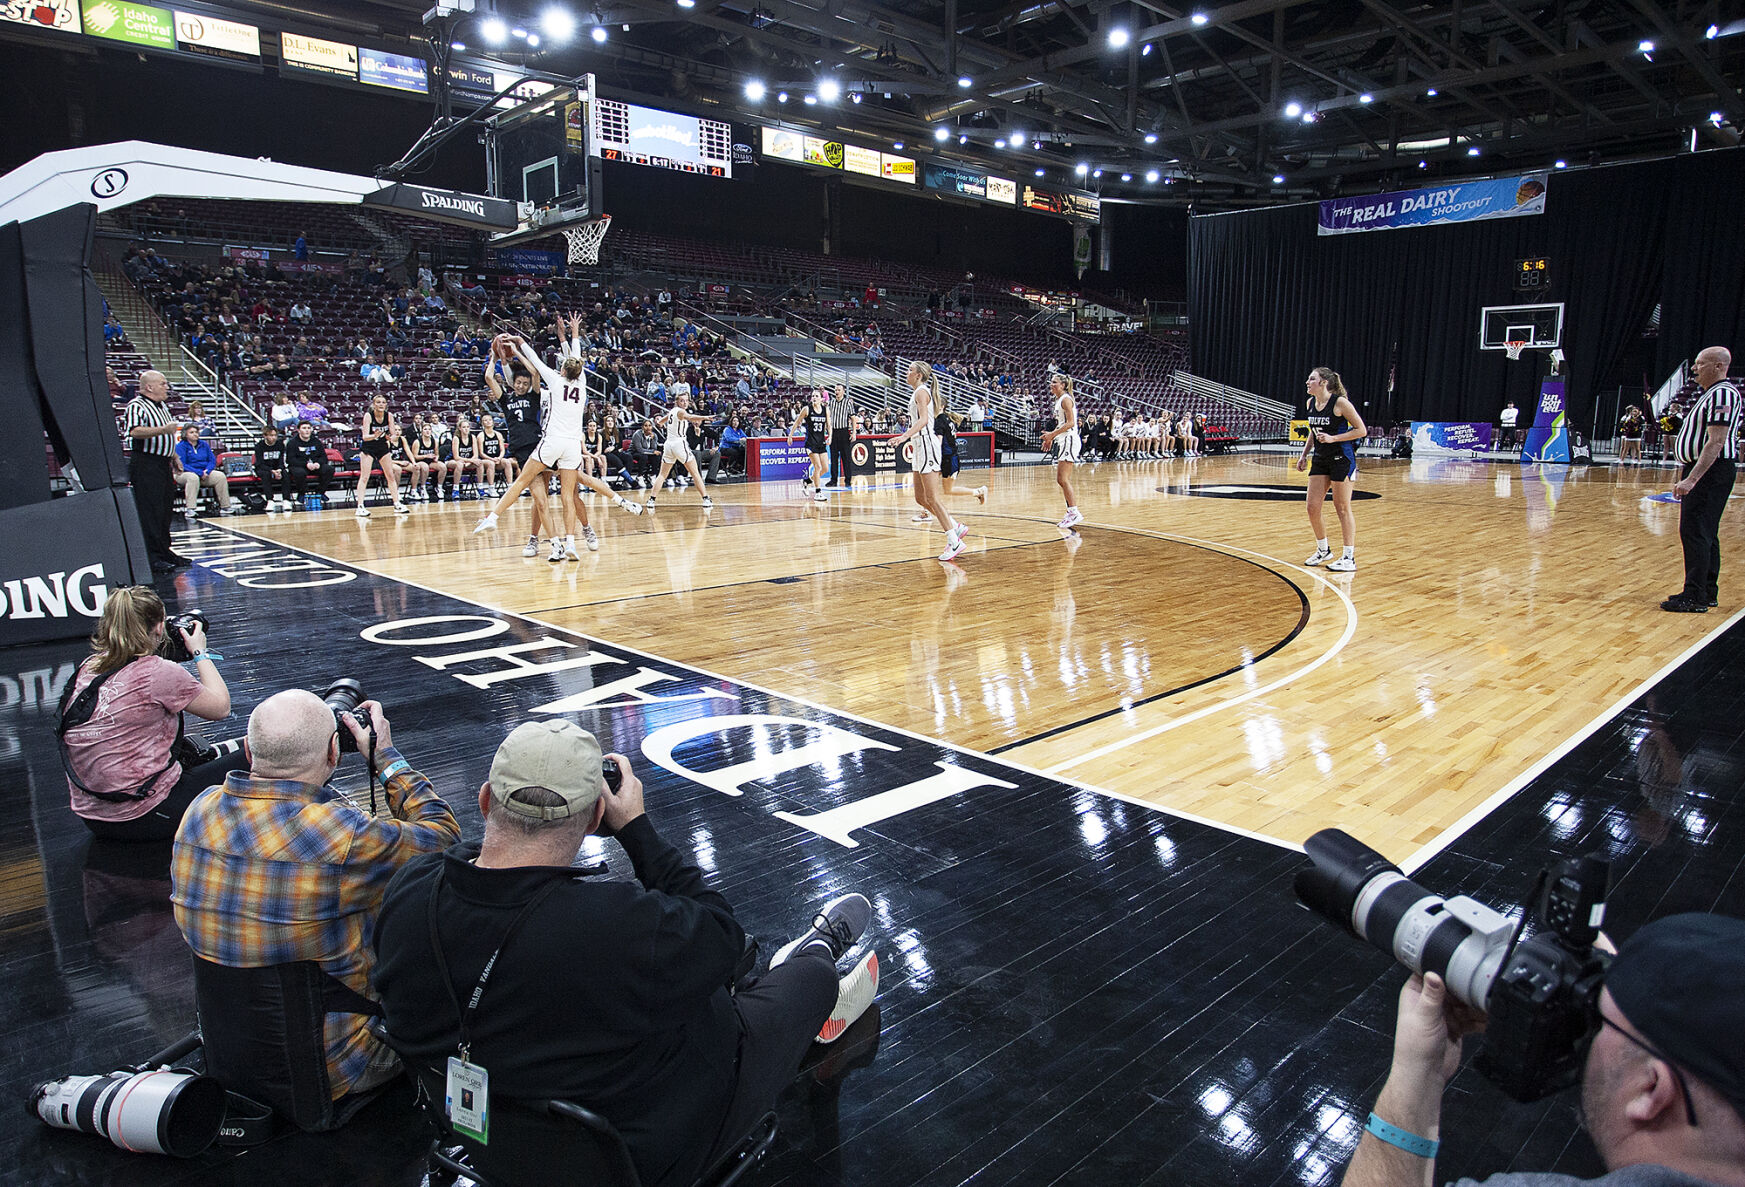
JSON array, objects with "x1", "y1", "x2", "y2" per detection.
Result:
[
  {"x1": 828, "y1": 427, "x2": 852, "y2": 486},
  {"x1": 128, "y1": 451, "x2": 175, "y2": 566},
  {"x1": 1679, "y1": 458, "x2": 1735, "y2": 603}
]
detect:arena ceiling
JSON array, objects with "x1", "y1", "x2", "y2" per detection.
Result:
[{"x1": 243, "y1": 0, "x2": 1742, "y2": 204}]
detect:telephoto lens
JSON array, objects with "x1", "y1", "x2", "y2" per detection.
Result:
[
  {"x1": 320, "y1": 679, "x2": 368, "y2": 754},
  {"x1": 29, "y1": 1067, "x2": 226, "y2": 1158}
]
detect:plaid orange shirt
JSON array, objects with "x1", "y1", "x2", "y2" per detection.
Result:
[{"x1": 170, "y1": 748, "x2": 461, "y2": 1100}]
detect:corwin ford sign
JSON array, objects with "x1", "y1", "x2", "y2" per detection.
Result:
[{"x1": 362, "y1": 183, "x2": 519, "y2": 230}]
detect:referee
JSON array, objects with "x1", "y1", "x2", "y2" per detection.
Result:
[
  {"x1": 1663, "y1": 346, "x2": 1739, "y2": 613},
  {"x1": 124, "y1": 370, "x2": 189, "y2": 574},
  {"x1": 827, "y1": 383, "x2": 854, "y2": 489}
]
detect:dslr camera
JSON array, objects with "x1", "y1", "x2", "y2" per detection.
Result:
[
  {"x1": 157, "y1": 609, "x2": 210, "y2": 663},
  {"x1": 1294, "y1": 828, "x2": 1610, "y2": 1101},
  {"x1": 320, "y1": 678, "x2": 371, "y2": 753}
]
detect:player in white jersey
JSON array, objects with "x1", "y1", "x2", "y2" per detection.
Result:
[
  {"x1": 644, "y1": 390, "x2": 714, "y2": 510},
  {"x1": 891, "y1": 360, "x2": 968, "y2": 561},
  {"x1": 1042, "y1": 373, "x2": 1082, "y2": 529},
  {"x1": 474, "y1": 320, "x2": 641, "y2": 558}
]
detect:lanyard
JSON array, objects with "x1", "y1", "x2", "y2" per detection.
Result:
[{"x1": 426, "y1": 869, "x2": 563, "y2": 1061}]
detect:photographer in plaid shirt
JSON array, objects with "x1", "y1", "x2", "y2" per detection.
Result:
[{"x1": 170, "y1": 691, "x2": 460, "y2": 1112}]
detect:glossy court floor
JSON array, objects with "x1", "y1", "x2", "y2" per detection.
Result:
[{"x1": 2, "y1": 451, "x2": 1742, "y2": 1186}]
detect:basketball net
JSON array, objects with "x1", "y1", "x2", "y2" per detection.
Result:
[
  {"x1": 562, "y1": 214, "x2": 611, "y2": 266},
  {"x1": 1504, "y1": 339, "x2": 1527, "y2": 361}
]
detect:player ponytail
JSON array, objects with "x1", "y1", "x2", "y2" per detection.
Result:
[
  {"x1": 561, "y1": 356, "x2": 585, "y2": 381},
  {"x1": 909, "y1": 360, "x2": 936, "y2": 397},
  {"x1": 1311, "y1": 366, "x2": 1346, "y2": 397}
]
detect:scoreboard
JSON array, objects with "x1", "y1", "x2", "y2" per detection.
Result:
[
  {"x1": 592, "y1": 99, "x2": 733, "y2": 178},
  {"x1": 1514, "y1": 256, "x2": 1550, "y2": 291}
]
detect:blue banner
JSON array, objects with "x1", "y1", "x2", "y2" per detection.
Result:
[
  {"x1": 359, "y1": 47, "x2": 427, "y2": 94},
  {"x1": 1318, "y1": 173, "x2": 1547, "y2": 236},
  {"x1": 923, "y1": 162, "x2": 988, "y2": 199},
  {"x1": 488, "y1": 248, "x2": 564, "y2": 276},
  {"x1": 1520, "y1": 378, "x2": 1570, "y2": 463},
  {"x1": 1409, "y1": 421, "x2": 1494, "y2": 455}
]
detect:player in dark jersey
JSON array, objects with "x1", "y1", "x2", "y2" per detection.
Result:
[
  {"x1": 1295, "y1": 365, "x2": 1367, "y2": 572},
  {"x1": 476, "y1": 414, "x2": 513, "y2": 495},
  {"x1": 912, "y1": 401, "x2": 989, "y2": 523},
  {"x1": 398, "y1": 420, "x2": 432, "y2": 501},
  {"x1": 353, "y1": 393, "x2": 406, "y2": 517},
  {"x1": 788, "y1": 387, "x2": 832, "y2": 503}
]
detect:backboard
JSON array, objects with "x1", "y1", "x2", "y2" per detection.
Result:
[
  {"x1": 484, "y1": 76, "x2": 602, "y2": 222},
  {"x1": 1480, "y1": 302, "x2": 1563, "y2": 350}
]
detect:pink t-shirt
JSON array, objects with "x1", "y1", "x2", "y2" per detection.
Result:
[{"x1": 63, "y1": 656, "x2": 203, "y2": 822}]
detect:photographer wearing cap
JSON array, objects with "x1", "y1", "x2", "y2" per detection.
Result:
[
  {"x1": 1342, "y1": 913, "x2": 1745, "y2": 1187},
  {"x1": 58, "y1": 587, "x2": 245, "y2": 842},
  {"x1": 371, "y1": 722, "x2": 880, "y2": 1187},
  {"x1": 171, "y1": 691, "x2": 460, "y2": 1112}
]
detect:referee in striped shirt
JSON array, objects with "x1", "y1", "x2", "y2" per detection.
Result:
[
  {"x1": 827, "y1": 383, "x2": 855, "y2": 489},
  {"x1": 124, "y1": 370, "x2": 189, "y2": 574},
  {"x1": 1663, "y1": 346, "x2": 1739, "y2": 613}
]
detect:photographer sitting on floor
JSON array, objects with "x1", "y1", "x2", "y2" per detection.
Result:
[
  {"x1": 58, "y1": 587, "x2": 246, "y2": 842},
  {"x1": 171, "y1": 692, "x2": 460, "y2": 1120},
  {"x1": 371, "y1": 722, "x2": 880, "y2": 1187},
  {"x1": 1340, "y1": 912, "x2": 1745, "y2": 1187}
]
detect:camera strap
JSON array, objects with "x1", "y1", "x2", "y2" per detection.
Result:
[
  {"x1": 425, "y1": 870, "x2": 562, "y2": 1061},
  {"x1": 55, "y1": 657, "x2": 186, "y2": 804}
]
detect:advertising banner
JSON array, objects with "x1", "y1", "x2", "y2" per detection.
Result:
[
  {"x1": 802, "y1": 136, "x2": 843, "y2": 169},
  {"x1": 280, "y1": 30, "x2": 356, "y2": 79},
  {"x1": 761, "y1": 127, "x2": 803, "y2": 162},
  {"x1": 1409, "y1": 421, "x2": 1495, "y2": 455},
  {"x1": 1520, "y1": 377, "x2": 1570, "y2": 463},
  {"x1": 747, "y1": 432, "x2": 996, "y2": 482},
  {"x1": 1317, "y1": 173, "x2": 1548, "y2": 236},
  {"x1": 173, "y1": 10, "x2": 259, "y2": 61},
  {"x1": 882, "y1": 154, "x2": 915, "y2": 184},
  {"x1": 924, "y1": 162, "x2": 988, "y2": 199},
  {"x1": 1289, "y1": 420, "x2": 1310, "y2": 444},
  {"x1": 2, "y1": 2, "x2": 80, "y2": 32},
  {"x1": 81, "y1": 1, "x2": 172, "y2": 48},
  {"x1": 446, "y1": 63, "x2": 495, "y2": 98},
  {"x1": 984, "y1": 176, "x2": 1016, "y2": 204},
  {"x1": 359, "y1": 47, "x2": 427, "y2": 93},
  {"x1": 487, "y1": 248, "x2": 563, "y2": 276},
  {"x1": 843, "y1": 144, "x2": 880, "y2": 178}
]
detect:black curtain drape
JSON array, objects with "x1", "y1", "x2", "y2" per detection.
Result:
[{"x1": 1188, "y1": 147, "x2": 1745, "y2": 434}]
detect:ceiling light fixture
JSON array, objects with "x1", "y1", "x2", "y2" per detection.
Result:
[
  {"x1": 744, "y1": 80, "x2": 765, "y2": 101},
  {"x1": 1141, "y1": 43, "x2": 1151, "y2": 56},
  {"x1": 1075, "y1": 163, "x2": 1089, "y2": 175},
  {"x1": 957, "y1": 75, "x2": 973, "y2": 88},
  {"x1": 803, "y1": 94, "x2": 817, "y2": 105},
  {"x1": 1108, "y1": 27, "x2": 1130, "y2": 49},
  {"x1": 817, "y1": 78, "x2": 840, "y2": 102},
  {"x1": 1145, "y1": 169, "x2": 1159, "y2": 182},
  {"x1": 1467, "y1": 146, "x2": 1481, "y2": 156},
  {"x1": 1144, "y1": 132, "x2": 1157, "y2": 144},
  {"x1": 1284, "y1": 101, "x2": 1302, "y2": 118},
  {"x1": 1272, "y1": 173, "x2": 1284, "y2": 184},
  {"x1": 1359, "y1": 93, "x2": 1373, "y2": 104},
  {"x1": 1554, "y1": 159, "x2": 1567, "y2": 168},
  {"x1": 776, "y1": 90, "x2": 787, "y2": 102},
  {"x1": 1121, "y1": 172, "x2": 1132, "y2": 181},
  {"x1": 540, "y1": 7, "x2": 575, "y2": 41},
  {"x1": 935, "y1": 126, "x2": 950, "y2": 141},
  {"x1": 1425, "y1": 87, "x2": 1438, "y2": 97},
  {"x1": 590, "y1": 24, "x2": 607, "y2": 42},
  {"x1": 1034, "y1": 168, "x2": 1045, "y2": 176},
  {"x1": 1190, "y1": 12, "x2": 1208, "y2": 26},
  {"x1": 480, "y1": 16, "x2": 508, "y2": 43}
]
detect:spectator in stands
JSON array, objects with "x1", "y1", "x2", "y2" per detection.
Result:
[
  {"x1": 103, "y1": 314, "x2": 125, "y2": 347},
  {"x1": 286, "y1": 421, "x2": 333, "y2": 505},
  {"x1": 107, "y1": 365, "x2": 127, "y2": 405},
  {"x1": 290, "y1": 335, "x2": 313, "y2": 361},
  {"x1": 293, "y1": 232, "x2": 308, "y2": 261},
  {"x1": 182, "y1": 399, "x2": 218, "y2": 441},
  {"x1": 172, "y1": 693, "x2": 459, "y2": 1120},
  {"x1": 295, "y1": 391, "x2": 330, "y2": 427},
  {"x1": 631, "y1": 419, "x2": 662, "y2": 484},
  {"x1": 289, "y1": 300, "x2": 312, "y2": 325},
  {"x1": 250, "y1": 297, "x2": 276, "y2": 326},
  {"x1": 267, "y1": 392, "x2": 298, "y2": 435},
  {"x1": 175, "y1": 425, "x2": 236, "y2": 517},
  {"x1": 254, "y1": 424, "x2": 293, "y2": 511},
  {"x1": 715, "y1": 413, "x2": 747, "y2": 481},
  {"x1": 441, "y1": 363, "x2": 464, "y2": 389},
  {"x1": 966, "y1": 396, "x2": 986, "y2": 432},
  {"x1": 215, "y1": 302, "x2": 240, "y2": 332},
  {"x1": 60, "y1": 586, "x2": 244, "y2": 841}
]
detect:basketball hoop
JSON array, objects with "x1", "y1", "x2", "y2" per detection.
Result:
[
  {"x1": 562, "y1": 214, "x2": 611, "y2": 266},
  {"x1": 1504, "y1": 339, "x2": 1527, "y2": 361}
]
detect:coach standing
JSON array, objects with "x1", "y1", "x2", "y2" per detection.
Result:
[
  {"x1": 125, "y1": 370, "x2": 188, "y2": 575},
  {"x1": 1663, "y1": 346, "x2": 1740, "y2": 613},
  {"x1": 827, "y1": 383, "x2": 855, "y2": 489}
]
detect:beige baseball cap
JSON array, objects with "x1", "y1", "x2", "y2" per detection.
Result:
[{"x1": 488, "y1": 721, "x2": 605, "y2": 820}]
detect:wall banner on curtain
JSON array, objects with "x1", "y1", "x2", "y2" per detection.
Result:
[{"x1": 1317, "y1": 173, "x2": 1548, "y2": 236}]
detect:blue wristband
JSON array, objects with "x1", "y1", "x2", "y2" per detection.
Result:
[{"x1": 1366, "y1": 1113, "x2": 1438, "y2": 1158}]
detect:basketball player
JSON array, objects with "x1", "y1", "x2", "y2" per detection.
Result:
[
  {"x1": 476, "y1": 413, "x2": 512, "y2": 494},
  {"x1": 912, "y1": 399, "x2": 988, "y2": 522},
  {"x1": 789, "y1": 387, "x2": 832, "y2": 503},
  {"x1": 645, "y1": 390, "x2": 715, "y2": 510},
  {"x1": 451, "y1": 416, "x2": 481, "y2": 499},
  {"x1": 354, "y1": 393, "x2": 406, "y2": 517},
  {"x1": 1040, "y1": 374, "x2": 1082, "y2": 530},
  {"x1": 484, "y1": 352, "x2": 547, "y2": 554},
  {"x1": 473, "y1": 330, "x2": 642, "y2": 559},
  {"x1": 392, "y1": 423, "x2": 429, "y2": 502},
  {"x1": 1295, "y1": 365, "x2": 1367, "y2": 572},
  {"x1": 1177, "y1": 410, "x2": 1198, "y2": 458},
  {"x1": 891, "y1": 361, "x2": 968, "y2": 560}
]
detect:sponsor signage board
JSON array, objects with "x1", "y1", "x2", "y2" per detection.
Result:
[
  {"x1": 1318, "y1": 173, "x2": 1548, "y2": 235},
  {"x1": 359, "y1": 46, "x2": 426, "y2": 93},
  {"x1": 882, "y1": 154, "x2": 915, "y2": 184},
  {"x1": 80, "y1": 1, "x2": 172, "y2": 48},
  {"x1": 802, "y1": 136, "x2": 843, "y2": 169},
  {"x1": 361, "y1": 183, "x2": 519, "y2": 229},
  {"x1": 446, "y1": 63, "x2": 495, "y2": 97},
  {"x1": 1, "y1": 2, "x2": 81, "y2": 32},
  {"x1": 985, "y1": 175, "x2": 1017, "y2": 204},
  {"x1": 924, "y1": 161, "x2": 987, "y2": 198},
  {"x1": 173, "y1": 9, "x2": 259, "y2": 61},
  {"x1": 843, "y1": 143, "x2": 880, "y2": 177},
  {"x1": 280, "y1": 30, "x2": 356, "y2": 79},
  {"x1": 761, "y1": 127, "x2": 803, "y2": 162},
  {"x1": 1022, "y1": 184, "x2": 1101, "y2": 224}
]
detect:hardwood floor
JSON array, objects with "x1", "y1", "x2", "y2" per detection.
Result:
[{"x1": 233, "y1": 452, "x2": 1741, "y2": 860}]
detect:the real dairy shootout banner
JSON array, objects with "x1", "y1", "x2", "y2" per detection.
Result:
[
  {"x1": 1410, "y1": 421, "x2": 1494, "y2": 456},
  {"x1": 1318, "y1": 173, "x2": 1548, "y2": 235}
]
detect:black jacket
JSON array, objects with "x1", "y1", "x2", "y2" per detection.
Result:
[{"x1": 371, "y1": 815, "x2": 745, "y2": 1187}]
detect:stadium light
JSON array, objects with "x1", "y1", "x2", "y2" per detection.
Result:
[
  {"x1": 526, "y1": 31, "x2": 541, "y2": 45},
  {"x1": 934, "y1": 126, "x2": 950, "y2": 141},
  {"x1": 590, "y1": 24, "x2": 607, "y2": 41},
  {"x1": 803, "y1": 94, "x2": 817, "y2": 105},
  {"x1": 1359, "y1": 93, "x2": 1373, "y2": 103},
  {"x1": 1141, "y1": 43, "x2": 1151, "y2": 56},
  {"x1": 1190, "y1": 11, "x2": 1208, "y2": 25},
  {"x1": 1034, "y1": 168, "x2": 1045, "y2": 176},
  {"x1": 1145, "y1": 169, "x2": 1159, "y2": 182},
  {"x1": 960, "y1": 134, "x2": 969, "y2": 144},
  {"x1": 744, "y1": 80, "x2": 766, "y2": 101},
  {"x1": 450, "y1": 40, "x2": 466, "y2": 50},
  {"x1": 1144, "y1": 132, "x2": 1157, "y2": 144},
  {"x1": 1120, "y1": 172, "x2": 1132, "y2": 182},
  {"x1": 1075, "y1": 163, "x2": 1089, "y2": 175},
  {"x1": 1272, "y1": 173, "x2": 1284, "y2": 184},
  {"x1": 481, "y1": 16, "x2": 508, "y2": 43},
  {"x1": 1107, "y1": 27, "x2": 1130, "y2": 49},
  {"x1": 1301, "y1": 110, "x2": 1317, "y2": 123},
  {"x1": 957, "y1": 75, "x2": 973, "y2": 88},
  {"x1": 850, "y1": 92, "x2": 861, "y2": 104},
  {"x1": 1284, "y1": 101, "x2": 1302, "y2": 118},
  {"x1": 1707, "y1": 24, "x2": 1719, "y2": 38},
  {"x1": 818, "y1": 78, "x2": 841, "y2": 102},
  {"x1": 1467, "y1": 146, "x2": 1480, "y2": 156},
  {"x1": 892, "y1": 141, "x2": 904, "y2": 150},
  {"x1": 1712, "y1": 111, "x2": 1726, "y2": 124},
  {"x1": 1418, "y1": 159, "x2": 1428, "y2": 168},
  {"x1": 1637, "y1": 39, "x2": 1654, "y2": 54},
  {"x1": 1554, "y1": 159, "x2": 1567, "y2": 169},
  {"x1": 1425, "y1": 87, "x2": 1438, "y2": 96},
  {"x1": 540, "y1": 7, "x2": 576, "y2": 41},
  {"x1": 1093, "y1": 168, "x2": 1103, "y2": 178},
  {"x1": 776, "y1": 91, "x2": 787, "y2": 102},
  {"x1": 511, "y1": 27, "x2": 526, "y2": 38},
  {"x1": 677, "y1": 0, "x2": 696, "y2": 6}
]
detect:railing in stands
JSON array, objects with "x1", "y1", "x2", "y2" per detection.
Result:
[
  {"x1": 892, "y1": 355, "x2": 1031, "y2": 444},
  {"x1": 1168, "y1": 370, "x2": 1295, "y2": 423}
]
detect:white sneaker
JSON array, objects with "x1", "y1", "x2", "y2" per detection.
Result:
[
  {"x1": 975, "y1": 486, "x2": 989, "y2": 505},
  {"x1": 355, "y1": 507, "x2": 370, "y2": 518},
  {"x1": 582, "y1": 526, "x2": 599, "y2": 552},
  {"x1": 395, "y1": 501, "x2": 410, "y2": 515},
  {"x1": 616, "y1": 496, "x2": 644, "y2": 516},
  {"x1": 816, "y1": 949, "x2": 880, "y2": 1045},
  {"x1": 948, "y1": 521, "x2": 969, "y2": 544},
  {"x1": 220, "y1": 505, "x2": 238, "y2": 516},
  {"x1": 564, "y1": 535, "x2": 581, "y2": 561},
  {"x1": 183, "y1": 507, "x2": 198, "y2": 518},
  {"x1": 1304, "y1": 546, "x2": 1333, "y2": 566},
  {"x1": 548, "y1": 539, "x2": 568, "y2": 563},
  {"x1": 472, "y1": 512, "x2": 498, "y2": 534},
  {"x1": 645, "y1": 495, "x2": 657, "y2": 508},
  {"x1": 939, "y1": 534, "x2": 968, "y2": 561},
  {"x1": 522, "y1": 536, "x2": 540, "y2": 557},
  {"x1": 911, "y1": 512, "x2": 931, "y2": 523},
  {"x1": 814, "y1": 490, "x2": 829, "y2": 503},
  {"x1": 1327, "y1": 556, "x2": 1356, "y2": 572},
  {"x1": 1058, "y1": 507, "x2": 1083, "y2": 529},
  {"x1": 701, "y1": 496, "x2": 714, "y2": 510}
]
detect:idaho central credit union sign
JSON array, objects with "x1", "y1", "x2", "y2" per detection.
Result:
[{"x1": 1318, "y1": 173, "x2": 1548, "y2": 235}]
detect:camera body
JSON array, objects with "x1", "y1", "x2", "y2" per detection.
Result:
[
  {"x1": 1295, "y1": 828, "x2": 1609, "y2": 1102},
  {"x1": 320, "y1": 679, "x2": 370, "y2": 754},
  {"x1": 157, "y1": 609, "x2": 211, "y2": 663}
]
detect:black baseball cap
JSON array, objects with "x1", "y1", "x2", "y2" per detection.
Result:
[{"x1": 1604, "y1": 912, "x2": 1745, "y2": 1118}]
